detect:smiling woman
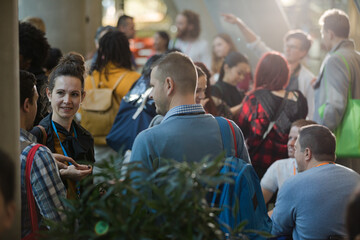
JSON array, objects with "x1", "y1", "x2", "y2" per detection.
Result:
[{"x1": 30, "y1": 52, "x2": 95, "y2": 199}]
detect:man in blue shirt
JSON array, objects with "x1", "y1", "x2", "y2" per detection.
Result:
[
  {"x1": 271, "y1": 124, "x2": 360, "y2": 239},
  {"x1": 130, "y1": 52, "x2": 250, "y2": 176}
]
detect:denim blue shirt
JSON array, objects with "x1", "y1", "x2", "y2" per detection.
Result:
[{"x1": 130, "y1": 104, "x2": 250, "y2": 178}]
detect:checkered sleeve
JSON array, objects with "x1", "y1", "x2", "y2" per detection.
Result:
[
  {"x1": 31, "y1": 146, "x2": 67, "y2": 222},
  {"x1": 237, "y1": 95, "x2": 256, "y2": 137}
]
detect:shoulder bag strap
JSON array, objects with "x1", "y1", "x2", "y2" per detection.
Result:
[
  {"x1": 262, "y1": 91, "x2": 289, "y2": 140},
  {"x1": 215, "y1": 117, "x2": 238, "y2": 158},
  {"x1": 90, "y1": 75, "x2": 97, "y2": 89},
  {"x1": 250, "y1": 91, "x2": 289, "y2": 155},
  {"x1": 35, "y1": 125, "x2": 47, "y2": 145},
  {"x1": 26, "y1": 144, "x2": 42, "y2": 235},
  {"x1": 112, "y1": 71, "x2": 129, "y2": 91}
]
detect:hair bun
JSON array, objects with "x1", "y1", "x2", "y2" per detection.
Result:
[{"x1": 59, "y1": 52, "x2": 85, "y2": 75}]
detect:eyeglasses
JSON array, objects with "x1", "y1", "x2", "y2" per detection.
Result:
[{"x1": 285, "y1": 44, "x2": 302, "y2": 51}]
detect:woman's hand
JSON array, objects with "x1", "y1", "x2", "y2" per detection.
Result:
[
  {"x1": 53, "y1": 153, "x2": 79, "y2": 170},
  {"x1": 59, "y1": 164, "x2": 92, "y2": 181}
]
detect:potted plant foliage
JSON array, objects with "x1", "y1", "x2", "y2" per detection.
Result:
[{"x1": 42, "y1": 155, "x2": 270, "y2": 240}]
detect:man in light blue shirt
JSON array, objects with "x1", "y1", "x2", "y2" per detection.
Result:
[
  {"x1": 271, "y1": 124, "x2": 360, "y2": 239},
  {"x1": 130, "y1": 52, "x2": 250, "y2": 177}
]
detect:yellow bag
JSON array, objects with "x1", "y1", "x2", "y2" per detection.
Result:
[{"x1": 81, "y1": 73, "x2": 127, "y2": 145}]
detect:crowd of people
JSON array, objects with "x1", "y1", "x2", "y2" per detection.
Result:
[{"x1": 1, "y1": 6, "x2": 359, "y2": 240}]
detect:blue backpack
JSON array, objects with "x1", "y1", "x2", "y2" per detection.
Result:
[
  {"x1": 106, "y1": 75, "x2": 156, "y2": 153},
  {"x1": 213, "y1": 117, "x2": 272, "y2": 239}
]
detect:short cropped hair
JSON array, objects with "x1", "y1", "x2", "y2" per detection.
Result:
[
  {"x1": 153, "y1": 52, "x2": 197, "y2": 94},
  {"x1": 20, "y1": 70, "x2": 37, "y2": 107},
  {"x1": 298, "y1": 125, "x2": 336, "y2": 162},
  {"x1": 181, "y1": 10, "x2": 201, "y2": 39},
  {"x1": 319, "y1": 9, "x2": 350, "y2": 38},
  {"x1": 291, "y1": 119, "x2": 317, "y2": 129},
  {"x1": 284, "y1": 30, "x2": 312, "y2": 52},
  {"x1": 117, "y1": 15, "x2": 133, "y2": 28},
  {"x1": 0, "y1": 149, "x2": 15, "y2": 204}
]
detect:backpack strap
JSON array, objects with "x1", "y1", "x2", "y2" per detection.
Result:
[
  {"x1": 215, "y1": 117, "x2": 237, "y2": 158},
  {"x1": 112, "y1": 71, "x2": 128, "y2": 91},
  {"x1": 34, "y1": 125, "x2": 47, "y2": 145},
  {"x1": 90, "y1": 75, "x2": 97, "y2": 89},
  {"x1": 25, "y1": 144, "x2": 42, "y2": 236}
]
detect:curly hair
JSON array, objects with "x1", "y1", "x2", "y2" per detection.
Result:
[
  {"x1": 90, "y1": 31, "x2": 132, "y2": 80},
  {"x1": 181, "y1": 10, "x2": 201, "y2": 39},
  {"x1": 19, "y1": 22, "x2": 50, "y2": 69}
]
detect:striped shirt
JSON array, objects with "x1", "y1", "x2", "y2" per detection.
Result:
[{"x1": 20, "y1": 128, "x2": 66, "y2": 238}]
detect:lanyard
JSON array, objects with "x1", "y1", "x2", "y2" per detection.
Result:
[
  {"x1": 315, "y1": 162, "x2": 334, "y2": 168},
  {"x1": 293, "y1": 161, "x2": 297, "y2": 176},
  {"x1": 51, "y1": 120, "x2": 81, "y2": 196},
  {"x1": 51, "y1": 120, "x2": 77, "y2": 164}
]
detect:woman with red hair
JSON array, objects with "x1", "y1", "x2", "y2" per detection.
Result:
[{"x1": 237, "y1": 52, "x2": 308, "y2": 178}]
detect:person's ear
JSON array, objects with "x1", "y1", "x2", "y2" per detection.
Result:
[
  {"x1": 328, "y1": 29, "x2": 336, "y2": 40},
  {"x1": 224, "y1": 64, "x2": 230, "y2": 72},
  {"x1": 46, "y1": 88, "x2": 52, "y2": 101},
  {"x1": 304, "y1": 147, "x2": 312, "y2": 161},
  {"x1": 22, "y1": 98, "x2": 31, "y2": 113},
  {"x1": 165, "y1": 77, "x2": 175, "y2": 96}
]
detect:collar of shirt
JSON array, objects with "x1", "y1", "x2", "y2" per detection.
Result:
[
  {"x1": 162, "y1": 104, "x2": 205, "y2": 122},
  {"x1": 20, "y1": 128, "x2": 37, "y2": 143},
  {"x1": 329, "y1": 39, "x2": 354, "y2": 53}
]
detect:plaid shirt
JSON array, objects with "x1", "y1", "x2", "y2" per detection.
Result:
[
  {"x1": 237, "y1": 94, "x2": 288, "y2": 171},
  {"x1": 20, "y1": 128, "x2": 66, "y2": 238},
  {"x1": 162, "y1": 104, "x2": 205, "y2": 122}
]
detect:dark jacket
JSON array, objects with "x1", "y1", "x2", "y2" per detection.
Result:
[{"x1": 30, "y1": 113, "x2": 95, "y2": 164}]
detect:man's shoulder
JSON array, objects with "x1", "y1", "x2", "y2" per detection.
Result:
[{"x1": 21, "y1": 142, "x2": 54, "y2": 161}]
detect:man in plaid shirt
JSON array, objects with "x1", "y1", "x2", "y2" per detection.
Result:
[{"x1": 19, "y1": 70, "x2": 66, "y2": 238}]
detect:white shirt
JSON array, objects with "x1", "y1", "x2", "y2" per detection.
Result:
[
  {"x1": 170, "y1": 37, "x2": 211, "y2": 68},
  {"x1": 260, "y1": 158, "x2": 298, "y2": 192}
]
